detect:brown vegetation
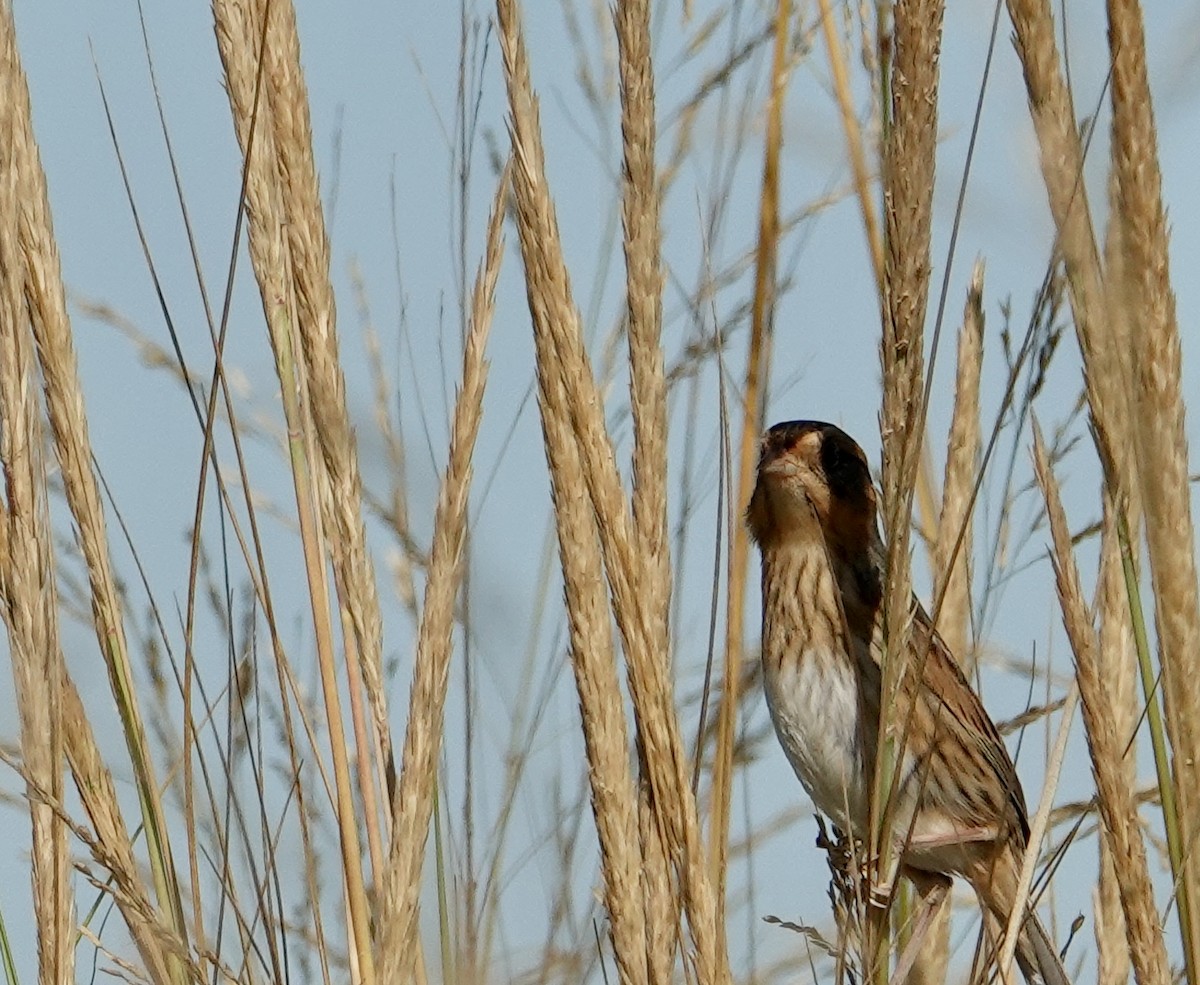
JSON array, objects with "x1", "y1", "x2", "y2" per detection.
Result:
[{"x1": 0, "y1": 1, "x2": 1194, "y2": 984}]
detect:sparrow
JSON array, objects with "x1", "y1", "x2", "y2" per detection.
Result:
[{"x1": 747, "y1": 420, "x2": 1068, "y2": 985}]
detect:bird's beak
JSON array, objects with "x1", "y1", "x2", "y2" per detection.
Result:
[{"x1": 758, "y1": 454, "x2": 795, "y2": 480}]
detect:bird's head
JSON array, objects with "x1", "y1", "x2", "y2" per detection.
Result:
[{"x1": 746, "y1": 420, "x2": 877, "y2": 555}]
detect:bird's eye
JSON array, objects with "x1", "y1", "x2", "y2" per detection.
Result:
[
  {"x1": 821, "y1": 432, "x2": 866, "y2": 499},
  {"x1": 822, "y1": 435, "x2": 848, "y2": 473}
]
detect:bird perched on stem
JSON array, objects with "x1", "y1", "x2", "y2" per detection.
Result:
[{"x1": 747, "y1": 420, "x2": 1068, "y2": 985}]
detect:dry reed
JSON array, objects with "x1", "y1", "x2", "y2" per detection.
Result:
[
  {"x1": 60, "y1": 683, "x2": 183, "y2": 985},
  {"x1": 817, "y1": 0, "x2": 885, "y2": 297},
  {"x1": 1004, "y1": 0, "x2": 1122, "y2": 447},
  {"x1": 709, "y1": 0, "x2": 792, "y2": 950},
  {"x1": 1033, "y1": 425, "x2": 1169, "y2": 985},
  {"x1": 873, "y1": 5, "x2": 943, "y2": 981},
  {"x1": 614, "y1": 2, "x2": 674, "y2": 976},
  {"x1": 932, "y1": 260, "x2": 984, "y2": 664},
  {"x1": 1008, "y1": 2, "x2": 1197, "y2": 980},
  {"x1": 252, "y1": 0, "x2": 392, "y2": 888},
  {"x1": 1092, "y1": 170, "x2": 1139, "y2": 985},
  {"x1": 3, "y1": 2, "x2": 188, "y2": 980},
  {"x1": 495, "y1": 5, "x2": 655, "y2": 968},
  {"x1": 909, "y1": 260, "x2": 985, "y2": 985},
  {"x1": 377, "y1": 162, "x2": 506, "y2": 983},
  {"x1": 2, "y1": 2, "x2": 1198, "y2": 984},
  {"x1": 0, "y1": 17, "x2": 72, "y2": 979},
  {"x1": 211, "y1": 1, "x2": 381, "y2": 977},
  {"x1": 1108, "y1": 3, "x2": 1200, "y2": 972},
  {"x1": 497, "y1": 0, "x2": 728, "y2": 981}
]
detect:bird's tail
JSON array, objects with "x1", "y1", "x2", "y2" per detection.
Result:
[
  {"x1": 1012, "y1": 909, "x2": 1070, "y2": 985},
  {"x1": 973, "y1": 852, "x2": 1071, "y2": 985}
]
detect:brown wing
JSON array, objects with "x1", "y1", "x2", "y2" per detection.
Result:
[
  {"x1": 829, "y1": 512, "x2": 1029, "y2": 848},
  {"x1": 907, "y1": 601, "x2": 1031, "y2": 846}
]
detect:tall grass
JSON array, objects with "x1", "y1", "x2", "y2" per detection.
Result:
[{"x1": 0, "y1": 1, "x2": 1196, "y2": 984}]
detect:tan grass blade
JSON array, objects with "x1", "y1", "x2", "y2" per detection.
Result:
[
  {"x1": 2, "y1": 4, "x2": 188, "y2": 976},
  {"x1": 1003, "y1": 0, "x2": 1127, "y2": 454},
  {"x1": 61, "y1": 681, "x2": 181, "y2": 985},
  {"x1": 1009, "y1": 1, "x2": 1198, "y2": 974},
  {"x1": 614, "y1": 4, "x2": 673, "y2": 976},
  {"x1": 932, "y1": 260, "x2": 983, "y2": 662},
  {"x1": 873, "y1": 4, "x2": 943, "y2": 979},
  {"x1": 496, "y1": 0, "x2": 727, "y2": 980},
  {"x1": 496, "y1": 3, "x2": 666, "y2": 972},
  {"x1": 524, "y1": 254, "x2": 654, "y2": 983},
  {"x1": 709, "y1": 0, "x2": 791, "y2": 946},
  {"x1": 376, "y1": 164, "x2": 505, "y2": 983},
  {"x1": 816, "y1": 0, "x2": 884, "y2": 298},
  {"x1": 211, "y1": 2, "x2": 381, "y2": 976},
  {"x1": 1107, "y1": 2, "x2": 1200, "y2": 972},
  {"x1": 1033, "y1": 425, "x2": 1170, "y2": 985},
  {"x1": 1093, "y1": 170, "x2": 1140, "y2": 985},
  {"x1": 250, "y1": 0, "x2": 392, "y2": 879},
  {"x1": 909, "y1": 260, "x2": 984, "y2": 985},
  {"x1": 0, "y1": 45, "x2": 73, "y2": 978},
  {"x1": 531, "y1": 259, "x2": 654, "y2": 984},
  {"x1": 616, "y1": 0, "x2": 668, "y2": 609},
  {"x1": 996, "y1": 674, "x2": 1078, "y2": 985}
]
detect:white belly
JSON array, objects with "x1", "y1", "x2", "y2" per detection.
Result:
[{"x1": 763, "y1": 646, "x2": 869, "y2": 834}]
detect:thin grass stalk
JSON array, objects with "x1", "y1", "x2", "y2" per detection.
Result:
[
  {"x1": 452, "y1": 98, "x2": 482, "y2": 967},
  {"x1": 996, "y1": 676, "x2": 1073, "y2": 981},
  {"x1": 91, "y1": 46, "x2": 274, "y2": 968},
  {"x1": 1092, "y1": 564, "x2": 1130, "y2": 955},
  {"x1": 191, "y1": 509, "x2": 340, "y2": 983},
  {"x1": 496, "y1": 3, "x2": 727, "y2": 982},
  {"x1": 1008, "y1": 3, "x2": 1196, "y2": 977},
  {"x1": 1094, "y1": 171, "x2": 1139, "y2": 985},
  {"x1": 254, "y1": 0, "x2": 391, "y2": 885},
  {"x1": 477, "y1": 535, "x2": 566, "y2": 969},
  {"x1": 376, "y1": 164, "x2": 504, "y2": 983},
  {"x1": 494, "y1": 7, "x2": 657, "y2": 978},
  {"x1": 998, "y1": 676, "x2": 1079, "y2": 984},
  {"x1": 932, "y1": 260, "x2": 983, "y2": 663},
  {"x1": 90, "y1": 27, "x2": 320, "y2": 962},
  {"x1": 709, "y1": 0, "x2": 789, "y2": 939},
  {"x1": 433, "y1": 786, "x2": 454, "y2": 985},
  {"x1": 0, "y1": 917, "x2": 16, "y2": 985},
  {"x1": 1118, "y1": 499, "x2": 1183, "y2": 953},
  {"x1": 210, "y1": 2, "x2": 376, "y2": 977},
  {"x1": 180, "y1": 411, "x2": 339, "y2": 985},
  {"x1": 1, "y1": 6, "x2": 189, "y2": 978},
  {"x1": 240, "y1": 0, "x2": 389, "y2": 887},
  {"x1": 276, "y1": 297, "x2": 379, "y2": 981},
  {"x1": 60, "y1": 681, "x2": 178, "y2": 984},
  {"x1": 183, "y1": 149, "x2": 348, "y2": 983},
  {"x1": 872, "y1": 1, "x2": 943, "y2": 981},
  {"x1": 1107, "y1": 2, "x2": 1200, "y2": 974},
  {"x1": 1003, "y1": 0, "x2": 1125, "y2": 449},
  {"x1": 508, "y1": 188, "x2": 655, "y2": 982},
  {"x1": 908, "y1": 261, "x2": 984, "y2": 985},
  {"x1": 0, "y1": 65, "x2": 73, "y2": 983},
  {"x1": 1033, "y1": 426, "x2": 1169, "y2": 985},
  {"x1": 614, "y1": 4, "x2": 674, "y2": 975},
  {"x1": 816, "y1": 0, "x2": 884, "y2": 300},
  {"x1": 127, "y1": 67, "x2": 212, "y2": 967},
  {"x1": 359, "y1": 295, "x2": 419, "y2": 621},
  {"x1": 68, "y1": 524, "x2": 258, "y2": 981}
]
